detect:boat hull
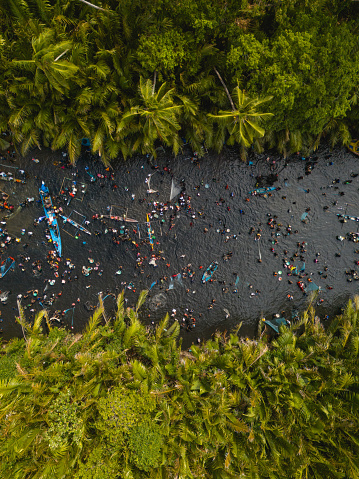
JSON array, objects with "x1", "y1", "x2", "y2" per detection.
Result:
[
  {"x1": 147, "y1": 213, "x2": 154, "y2": 250},
  {"x1": 39, "y1": 183, "x2": 62, "y2": 257},
  {"x1": 0, "y1": 257, "x2": 15, "y2": 278},
  {"x1": 93, "y1": 214, "x2": 138, "y2": 223},
  {"x1": 348, "y1": 140, "x2": 359, "y2": 156},
  {"x1": 59, "y1": 214, "x2": 91, "y2": 235},
  {"x1": 202, "y1": 261, "x2": 218, "y2": 282},
  {"x1": 248, "y1": 186, "x2": 276, "y2": 195}
]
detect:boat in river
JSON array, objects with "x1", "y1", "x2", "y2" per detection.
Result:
[
  {"x1": 0, "y1": 256, "x2": 15, "y2": 278},
  {"x1": 85, "y1": 166, "x2": 96, "y2": 182},
  {"x1": 0, "y1": 172, "x2": 26, "y2": 184},
  {"x1": 248, "y1": 186, "x2": 277, "y2": 195},
  {"x1": 59, "y1": 214, "x2": 91, "y2": 235},
  {"x1": 348, "y1": 140, "x2": 359, "y2": 156},
  {"x1": 202, "y1": 261, "x2": 218, "y2": 283},
  {"x1": 337, "y1": 213, "x2": 359, "y2": 222},
  {"x1": 147, "y1": 213, "x2": 154, "y2": 250},
  {"x1": 92, "y1": 213, "x2": 138, "y2": 223},
  {"x1": 39, "y1": 182, "x2": 62, "y2": 257},
  {"x1": 262, "y1": 316, "x2": 289, "y2": 334}
]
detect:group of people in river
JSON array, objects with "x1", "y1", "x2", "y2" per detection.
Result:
[{"x1": 2, "y1": 144, "x2": 359, "y2": 341}]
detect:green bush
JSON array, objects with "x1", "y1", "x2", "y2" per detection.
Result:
[{"x1": 128, "y1": 421, "x2": 163, "y2": 471}]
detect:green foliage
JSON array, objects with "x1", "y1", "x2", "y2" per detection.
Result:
[
  {"x1": 128, "y1": 421, "x2": 163, "y2": 471},
  {"x1": 137, "y1": 28, "x2": 189, "y2": 75},
  {"x1": 1, "y1": 291, "x2": 359, "y2": 477},
  {"x1": 226, "y1": 33, "x2": 268, "y2": 81},
  {"x1": 45, "y1": 390, "x2": 83, "y2": 450},
  {"x1": 209, "y1": 86, "x2": 273, "y2": 159},
  {"x1": 75, "y1": 444, "x2": 121, "y2": 479},
  {"x1": 96, "y1": 387, "x2": 153, "y2": 444},
  {"x1": 0, "y1": 339, "x2": 24, "y2": 380},
  {"x1": 117, "y1": 77, "x2": 182, "y2": 158},
  {"x1": 0, "y1": 0, "x2": 357, "y2": 162},
  {"x1": 0, "y1": 353, "x2": 18, "y2": 380}
]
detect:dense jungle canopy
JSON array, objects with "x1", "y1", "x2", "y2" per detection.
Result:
[
  {"x1": 0, "y1": 0, "x2": 358, "y2": 162},
  {"x1": 1, "y1": 293, "x2": 359, "y2": 478}
]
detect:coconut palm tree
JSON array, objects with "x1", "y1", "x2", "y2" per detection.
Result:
[
  {"x1": 209, "y1": 80, "x2": 273, "y2": 159},
  {"x1": 2, "y1": 30, "x2": 80, "y2": 157},
  {"x1": 116, "y1": 77, "x2": 182, "y2": 158},
  {"x1": 312, "y1": 117, "x2": 351, "y2": 152},
  {"x1": 2, "y1": 294, "x2": 359, "y2": 478}
]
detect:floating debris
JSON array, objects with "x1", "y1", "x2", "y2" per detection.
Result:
[
  {"x1": 262, "y1": 316, "x2": 288, "y2": 334},
  {"x1": 0, "y1": 291, "x2": 9, "y2": 303},
  {"x1": 0, "y1": 171, "x2": 25, "y2": 184},
  {"x1": 305, "y1": 282, "x2": 320, "y2": 292},
  {"x1": 337, "y1": 213, "x2": 359, "y2": 222}
]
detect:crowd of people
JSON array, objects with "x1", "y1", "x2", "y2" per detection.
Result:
[{"x1": 1, "y1": 146, "x2": 359, "y2": 341}]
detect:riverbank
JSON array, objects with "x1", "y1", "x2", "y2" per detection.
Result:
[
  {"x1": 1, "y1": 294, "x2": 359, "y2": 478},
  {"x1": 0, "y1": 144, "x2": 359, "y2": 347}
]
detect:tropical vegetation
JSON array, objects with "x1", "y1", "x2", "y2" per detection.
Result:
[
  {"x1": 0, "y1": 0, "x2": 358, "y2": 162},
  {"x1": 1, "y1": 291, "x2": 359, "y2": 478}
]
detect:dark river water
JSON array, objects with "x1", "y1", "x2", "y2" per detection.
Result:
[{"x1": 1, "y1": 144, "x2": 359, "y2": 348}]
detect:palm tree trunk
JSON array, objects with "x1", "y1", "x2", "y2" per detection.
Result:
[
  {"x1": 77, "y1": 0, "x2": 108, "y2": 12},
  {"x1": 152, "y1": 71, "x2": 157, "y2": 94},
  {"x1": 213, "y1": 67, "x2": 235, "y2": 112},
  {"x1": 17, "y1": 299, "x2": 27, "y2": 342},
  {"x1": 99, "y1": 293, "x2": 109, "y2": 324},
  {"x1": 54, "y1": 49, "x2": 69, "y2": 62}
]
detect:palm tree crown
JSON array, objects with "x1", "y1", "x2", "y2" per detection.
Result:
[
  {"x1": 209, "y1": 85, "x2": 273, "y2": 157},
  {"x1": 117, "y1": 77, "x2": 182, "y2": 157}
]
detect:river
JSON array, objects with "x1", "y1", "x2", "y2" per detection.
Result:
[{"x1": 1, "y1": 144, "x2": 358, "y2": 348}]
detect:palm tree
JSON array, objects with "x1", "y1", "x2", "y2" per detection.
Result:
[
  {"x1": 3, "y1": 29, "x2": 80, "y2": 157},
  {"x1": 116, "y1": 77, "x2": 182, "y2": 158},
  {"x1": 312, "y1": 117, "x2": 351, "y2": 151},
  {"x1": 209, "y1": 80, "x2": 273, "y2": 159},
  {"x1": 175, "y1": 45, "x2": 228, "y2": 154},
  {"x1": 2, "y1": 294, "x2": 359, "y2": 478}
]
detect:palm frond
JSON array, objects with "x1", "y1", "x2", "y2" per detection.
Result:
[
  {"x1": 84, "y1": 306, "x2": 103, "y2": 336},
  {"x1": 135, "y1": 290, "x2": 148, "y2": 313}
]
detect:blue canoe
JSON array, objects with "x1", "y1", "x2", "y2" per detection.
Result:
[
  {"x1": 248, "y1": 186, "x2": 277, "y2": 195},
  {"x1": 263, "y1": 317, "x2": 288, "y2": 334},
  {"x1": 202, "y1": 261, "x2": 218, "y2": 283},
  {"x1": 85, "y1": 166, "x2": 96, "y2": 182},
  {"x1": 0, "y1": 256, "x2": 15, "y2": 278},
  {"x1": 39, "y1": 182, "x2": 62, "y2": 257}
]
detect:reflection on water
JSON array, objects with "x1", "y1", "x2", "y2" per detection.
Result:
[{"x1": 1, "y1": 145, "x2": 359, "y2": 348}]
